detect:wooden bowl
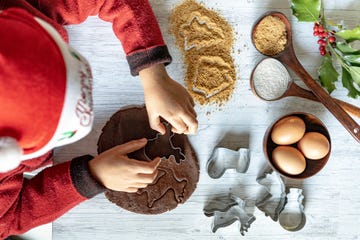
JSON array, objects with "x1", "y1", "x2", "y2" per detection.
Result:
[{"x1": 263, "y1": 112, "x2": 331, "y2": 179}]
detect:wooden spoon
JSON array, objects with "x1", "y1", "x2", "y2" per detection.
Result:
[
  {"x1": 251, "y1": 11, "x2": 360, "y2": 143},
  {"x1": 250, "y1": 58, "x2": 360, "y2": 119}
]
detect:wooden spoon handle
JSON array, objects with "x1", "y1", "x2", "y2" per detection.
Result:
[
  {"x1": 287, "y1": 56, "x2": 360, "y2": 142},
  {"x1": 288, "y1": 83, "x2": 360, "y2": 119},
  {"x1": 287, "y1": 83, "x2": 319, "y2": 101},
  {"x1": 252, "y1": 11, "x2": 360, "y2": 142},
  {"x1": 334, "y1": 98, "x2": 360, "y2": 119}
]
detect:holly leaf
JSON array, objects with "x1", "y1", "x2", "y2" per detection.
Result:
[
  {"x1": 291, "y1": 0, "x2": 321, "y2": 22},
  {"x1": 318, "y1": 54, "x2": 339, "y2": 93},
  {"x1": 343, "y1": 54, "x2": 360, "y2": 65},
  {"x1": 336, "y1": 27, "x2": 360, "y2": 42},
  {"x1": 342, "y1": 67, "x2": 360, "y2": 98},
  {"x1": 336, "y1": 42, "x2": 360, "y2": 54},
  {"x1": 348, "y1": 65, "x2": 360, "y2": 85}
]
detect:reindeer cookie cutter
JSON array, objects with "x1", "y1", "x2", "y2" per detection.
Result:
[
  {"x1": 204, "y1": 194, "x2": 256, "y2": 235},
  {"x1": 143, "y1": 122, "x2": 186, "y2": 163}
]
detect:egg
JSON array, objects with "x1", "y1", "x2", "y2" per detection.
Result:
[
  {"x1": 272, "y1": 146, "x2": 306, "y2": 175},
  {"x1": 271, "y1": 116, "x2": 306, "y2": 145},
  {"x1": 298, "y1": 132, "x2": 330, "y2": 160}
]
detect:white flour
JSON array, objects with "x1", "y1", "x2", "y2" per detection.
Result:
[{"x1": 252, "y1": 58, "x2": 291, "y2": 100}]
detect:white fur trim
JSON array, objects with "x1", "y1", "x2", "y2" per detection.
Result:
[{"x1": 0, "y1": 137, "x2": 23, "y2": 173}]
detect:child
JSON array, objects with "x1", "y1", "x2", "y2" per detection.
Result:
[{"x1": 0, "y1": 0, "x2": 198, "y2": 238}]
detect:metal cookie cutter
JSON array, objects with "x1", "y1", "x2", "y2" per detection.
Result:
[
  {"x1": 204, "y1": 194, "x2": 255, "y2": 236},
  {"x1": 255, "y1": 171, "x2": 286, "y2": 221},
  {"x1": 144, "y1": 122, "x2": 186, "y2": 163},
  {"x1": 206, "y1": 147, "x2": 250, "y2": 179},
  {"x1": 279, "y1": 188, "x2": 306, "y2": 231}
]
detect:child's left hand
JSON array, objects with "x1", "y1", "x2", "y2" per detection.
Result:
[{"x1": 140, "y1": 64, "x2": 198, "y2": 135}]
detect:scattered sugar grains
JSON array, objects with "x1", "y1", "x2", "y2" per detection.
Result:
[
  {"x1": 169, "y1": 0, "x2": 236, "y2": 105},
  {"x1": 253, "y1": 15, "x2": 287, "y2": 56}
]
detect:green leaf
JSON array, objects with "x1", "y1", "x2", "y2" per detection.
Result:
[
  {"x1": 348, "y1": 65, "x2": 360, "y2": 85},
  {"x1": 291, "y1": 0, "x2": 321, "y2": 22},
  {"x1": 318, "y1": 54, "x2": 339, "y2": 93},
  {"x1": 342, "y1": 67, "x2": 360, "y2": 98},
  {"x1": 336, "y1": 27, "x2": 360, "y2": 42},
  {"x1": 343, "y1": 54, "x2": 360, "y2": 65},
  {"x1": 336, "y1": 42, "x2": 360, "y2": 54}
]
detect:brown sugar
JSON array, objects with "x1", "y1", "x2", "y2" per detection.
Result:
[
  {"x1": 253, "y1": 15, "x2": 287, "y2": 55},
  {"x1": 169, "y1": 0, "x2": 236, "y2": 105}
]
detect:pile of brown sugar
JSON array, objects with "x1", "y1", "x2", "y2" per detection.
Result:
[
  {"x1": 169, "y1": 0, "x2": 236, "y2": 105},
  {"x1": 253, "y1": 15, "x2": 287, "y2": 56}
]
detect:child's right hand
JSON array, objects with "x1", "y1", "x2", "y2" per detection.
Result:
[{"x1": 88, "y1": 138, "x2": 160, "y2": 193}]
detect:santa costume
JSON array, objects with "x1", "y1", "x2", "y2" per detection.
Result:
[{"x1": 0, "y1": 0, "x2": 171, "y2": 238}]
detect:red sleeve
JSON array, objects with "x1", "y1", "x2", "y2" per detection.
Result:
[
  {"x1": 0, "y1": 155, "x2": 104, "y2": 238},
  {"x1": 25, "y1": 0, "x2": 172, "y2": 75},
  {"x1": 1, "y1": 0, "x2": 172, "y2": 75}
]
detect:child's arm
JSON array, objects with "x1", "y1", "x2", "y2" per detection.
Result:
[
  {"x1": 1, "y1": 0, "x2": 198, "y2": 133},
  {"x1": 0, "y1": 153, "x2": 90, "y2": 238},
  {"x1": 140, "y1": 64, "x2": 198, "y2": 135},
  {"x1": 0, "y1": 139, "x2": 159, "y2": 238},
  {"x1": 25, "y1": 0, "x2": 198, "y2": 134},
  {"x1": 23, "y1": 0, "x2": 172, "y2": 75}
]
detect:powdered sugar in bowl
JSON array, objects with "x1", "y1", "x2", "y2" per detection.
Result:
[{"x1": 250, "y1": 58, "x2": 291, "y2": 101}]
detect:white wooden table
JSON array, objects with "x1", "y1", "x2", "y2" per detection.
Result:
[{"x1": 53, "y1": 0, "x2": 360, "y2": 239}]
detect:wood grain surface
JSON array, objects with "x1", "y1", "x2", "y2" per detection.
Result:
[{"x1": 53, "y1": 0, "x2": 360, "y2": 239}]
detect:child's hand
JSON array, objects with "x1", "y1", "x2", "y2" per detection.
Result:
[
  {"x1": 139, "y1": 64, "x2": 198, "y2": 135},
  {"x1": 88, "y1": 138, "x2": 160, "y2": 193}
]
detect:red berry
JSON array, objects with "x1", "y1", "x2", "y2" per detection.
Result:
[
  {"x1": 320, "y1": 32, "x2": 328, "y2": 38},
  {"x1": 319, "y1": 45, "x2": 326, "y2": 51},
  {"x1": 328, "y1": 36, "x2": 336, "y2": 43},
  {"x1": 318, "y1": 26, "x2": 324, "y2": 33},
  {"x1": 317, "y1": 39, "x2": 326, "y2": 46},
  {"x1": 320, "y1": 50, "x2": 326, "y2": 56},
  {"x1": 313, "y1": 31, "x2": 319, "y2": 36}
]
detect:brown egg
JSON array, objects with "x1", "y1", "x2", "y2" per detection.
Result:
[
  {"x1": 298, "y1": 132, "x2": 330, "y2": 160},
  {"x1": 271, "y1": 116, "x2": 306, "y2": 145},
  {"x1": 272, "y1": 146, "x2": 306, "y2": 175}
]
